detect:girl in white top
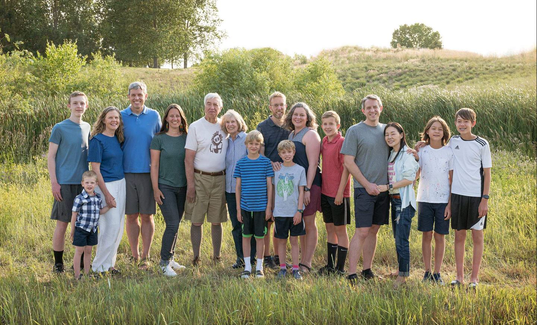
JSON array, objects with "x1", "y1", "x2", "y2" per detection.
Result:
[
  {"x1": 378, "y1": 122, "x2": 419, "y2": 287},
  {"x1": 416, "y1": 116, "x2": 453, "y2": 285}
]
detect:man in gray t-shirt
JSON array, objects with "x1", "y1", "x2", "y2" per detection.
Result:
[{"x1": 340, "y1": 94, "x2": 390, "y2": 283}]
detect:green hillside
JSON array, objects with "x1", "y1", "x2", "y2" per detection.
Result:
[{"x1": 318, "y1": 46, "x2": 536, "y2": 92}]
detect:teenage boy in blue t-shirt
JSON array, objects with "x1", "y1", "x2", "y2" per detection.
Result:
[
  {"x1": 48, "y1": 91, "x2": 91, "y2": 273},
  {"x1": 234, "y1": 130, "x2": 274, "y2": 278}
]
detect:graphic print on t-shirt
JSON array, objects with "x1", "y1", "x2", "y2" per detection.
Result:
[
  {"x1": 277, "y1": 173, "x2": 295, "y2": 201},
  {"x1": 210, "y1": 131, "x2": 224, "y2": 153}
]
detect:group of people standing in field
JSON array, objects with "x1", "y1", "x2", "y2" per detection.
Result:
[{"x1": 49, "y1": 82, "x2": 492, "y2": 289}]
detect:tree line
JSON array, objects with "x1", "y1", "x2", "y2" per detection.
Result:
[{"x1": 0, "y1": 0, "x2": 223, "y2": 68}]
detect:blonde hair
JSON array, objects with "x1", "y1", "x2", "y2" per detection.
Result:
[
  {"x1": 221, "y1": 109, "x2": 248, "y2": 134},
  {"x1": 455, "y1": 108, "x2": 476, "y2": 123},
  {"x1": 420, "y1": 116, "x2": 451, "y2": 145},
  {"x1": 277, "y1": 140, "x2": 295, "y2": 153},
  {"x1": 90, "y1": 106, "x2": 124, "y2": 143},
  {"x1": 269, "y1": 91, "x2": 286, "y2": 105},
  {"x1": 82, "y1": 170, "x2": 97, "y2": 182},
  {"x1": 321, "y1": 110, "x2": 341, "y2": 125},
  {"x1": 244, "y1": 130, "x2": 264, "y2": 145}
]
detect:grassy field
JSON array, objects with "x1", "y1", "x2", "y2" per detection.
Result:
[
  {"x1": 0, "y1": 47, "x2": 535, "y2": 323},
  {"x1": 0, "y1": 149, "x2": 535, "y2": 324}
]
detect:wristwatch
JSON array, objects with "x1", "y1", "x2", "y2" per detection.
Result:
[
  {"x1": 389, "y1": 183, "x2": 393, "y2": 190},
  {"x1": 297, "y1": 209, "x2": 304, "y2": 213},
  {"x1": 482, "y1": 194, "x2": 490, "y2": 199},
  {"x1": 304, "y1": 187, "x2": 310, "y2": 192}
]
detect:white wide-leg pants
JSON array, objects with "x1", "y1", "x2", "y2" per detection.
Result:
[{"x1": 92, "y1": 178, "x2": 126, "y2": 272}]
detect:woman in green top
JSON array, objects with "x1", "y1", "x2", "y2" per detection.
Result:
[{"x1": 150, "y1": 104, "x2": 189, "y2": 277}]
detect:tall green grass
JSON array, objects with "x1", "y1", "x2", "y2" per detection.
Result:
[
  {"x1": 1, "y1": 84, "x2": 535, "y2": 163},
  {"x1": 0, "y1": 151, "x2": 535, "y2": 324}
]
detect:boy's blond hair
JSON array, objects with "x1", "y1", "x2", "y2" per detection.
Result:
[
  {"x1": 321, "y1": 110, "x2": 341, "y2": 125},
  {"x1": 82, "y1": 170, "x2": 97, "y2": 181},
  {"x1": 277, "y1": 140, "x2": 295, "y2": 153},
  {"x1": 455, "y1": 108, "x2": 476, "y2": 123},
  {"x1": 245, "y1": 130, "x2": 264, "y2": 145}
]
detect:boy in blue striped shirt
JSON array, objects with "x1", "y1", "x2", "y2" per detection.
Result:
[{"x1": 234, "y1": 130, "x2": 274, "y2": 278}]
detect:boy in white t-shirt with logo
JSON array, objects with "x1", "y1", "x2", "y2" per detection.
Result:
[
  {"x1": 416, "y1": 116, "x2": 454, "y2": 285},
  {"x1": 448, "y1": 108, "x2": 492, "y2": 289}
]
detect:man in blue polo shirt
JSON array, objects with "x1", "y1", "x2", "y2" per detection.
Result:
[
  {"x1": 121, "y1": 81, "x2": 162, "y2": 268},
  {"x1": 256, "y1": 91, "x2": 291, "y2": 269}
]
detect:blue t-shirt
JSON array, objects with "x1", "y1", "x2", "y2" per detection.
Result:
[
  {"x1": 121, "y1": 106, "x2": 161, "y2": 173},
  {"x1": 49, "y1": 119, "x2": 91, "y2": 184},
  {"x1": 88, "y1": 134, "x2": 124, "y2": 182},
  {"x1": 234, "y1": 155, "x2": 274, "y2": 211}
]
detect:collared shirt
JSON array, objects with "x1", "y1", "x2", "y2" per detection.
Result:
[
  {"x1": 321, "y1": 133, "x2": 351, "y2": 198},
  {"x1": 72, "y1": 190, "x2": 104, "y2": 233},
  {"x1": 257, "y1": 116, "x2": 290, "y2": 162},
  {"x1": 225, "y1": 132, "x2": 247, "y2": 193},
  {"x1": 121, "y1": 105, "x2": 162, "y2": 173}
]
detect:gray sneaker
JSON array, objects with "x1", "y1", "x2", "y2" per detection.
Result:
[
  {"x1": 277, "y1": 269, "x2": 287, "y2": 279},
  {"x1": 292, "y1": 269, "x2": 303, "y2": 280}
]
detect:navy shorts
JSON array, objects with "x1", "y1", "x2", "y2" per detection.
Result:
[
  {"x1": 353, "y1": 188, "x2": 389, "y2": 228},
  {"x1": 72, "y1": 227, "x2": 98, "y2": 247},
  {"x1": 321, "y1": 194, "x2": 351, "y2": 226},
  {"x1": 241, "y1": 210, "x2": 267, "y2": 239},
  {"x1": 417, "y1": 202, "x2": 450, "y2": 235},
  {"x1": 274, "y1": 216, "x2": 306, "y2": 239}
]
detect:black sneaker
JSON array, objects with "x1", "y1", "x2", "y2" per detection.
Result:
[
  {"x1": 232, "y1": 260, "x2": 245, "y2": 269},
  {"x1": 264, "y1": 256, "x2": 278, "y2": 270},
  {"x1": 347, "y1": 273, "x2": 358, "y2": 286},
  {"x1": 361, "y1": 269, "x2": 375, "y2": 280},
  {"x1": 53, "y1": 263, "x2": 65, "y2": 274},
  {"x1": 422, "y1": 271, "x2": 433, "y2": 282},
  {"x1": 317, "y1": 265, "x2": 335, "y2": 276},
  {"x1": 432, "y1": 273, "x2": 445, "y2": 285}
]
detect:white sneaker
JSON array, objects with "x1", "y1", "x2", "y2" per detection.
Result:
[
  {"x1": 169, "y1": 259, "x2": 186, "y2": 270},
  {"x1": 161, "y1": 264, "x2": 177, "y2": 277}
]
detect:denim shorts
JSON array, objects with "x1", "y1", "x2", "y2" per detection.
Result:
[{"x1": 417, "y1": 202, "x2": 450, "y2": 235}]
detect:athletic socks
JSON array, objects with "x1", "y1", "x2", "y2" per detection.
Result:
[
  {"x1": 211, "y1": 224, "x2": 223, "y2": 258},
  {"x1": 256, "y1": 258, "x2": 263, "y2": 272},
  {"x1": 191, "y1": 225, "x2": 202, "y2": 258},
  {"x1": 53, "y1": 250, "x2": 63, "y2": 265},
  {"x1": 244, "y1": 257, "x2": 252, "y2": 272},
  {"x1": 292, "y1": 265, "x2": 299, "y2": 271},
  {"x1": 336, "y1": 246, "x2": 348, "y2": 271},
  {"x1": 327, "y1": 242, "x2": 338, "y2": 269}
]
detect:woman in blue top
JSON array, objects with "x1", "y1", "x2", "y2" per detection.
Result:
[
  {"x1": 221, "y1": 109, "x2": 255, "y2": 269},
  {"x1": 150, "y1": 104, "x2": 189, "y2": 277},
  {"x1": 284, "y1": 102, "x2": 321, "y2": 273},
  {"x1": 88, "y1": 106, "x2": 126, "y2": 273},
  {"x1": 378, "y1": 122, "x2": 419, "y2": 287}
]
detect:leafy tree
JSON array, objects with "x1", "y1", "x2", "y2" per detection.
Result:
[{"x1": 390, "y1": 23, "x2": 443, "y2": 49}]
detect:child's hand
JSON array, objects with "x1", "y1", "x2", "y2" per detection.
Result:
[
  {"x1": 478, "y1": 199, "x2": 488, "y2": 218},
  {"x1": 70, "y1": 228, "x2": 75, "y2": 241},
  {"x1": 444, "y1": 204, "x2": 451, "y2": 220},
  {"x1": 293, "y1": 212, "x2": 302, "y2": 225},
  {"x1": 335, "y1": 192, "x2": 343, "y2": 205},
  {"x1": 105, "y1": 193, "x2": 116, "y2": 208},
  {"x1": 237, "y1": 210, "x2": 242, "y2": 223},
  {"x1": 265, "y1": 207, "x2": 272, "y2": 221},
  {"x1": 414, "y1": 141, "x2": 426, "y2": 152}
]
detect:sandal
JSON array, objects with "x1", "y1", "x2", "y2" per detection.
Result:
[
  {"x1": 138, "y1": 258, "x2": 151, "y2": 270},
  {"x1": 299, "y1": 263, "x2": 311, "y2": 273}
]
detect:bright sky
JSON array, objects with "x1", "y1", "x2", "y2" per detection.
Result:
[{"x1": 216, "y1": 0, "x2": 536, "y2": 57}]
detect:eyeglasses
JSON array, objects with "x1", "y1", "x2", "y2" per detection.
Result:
[{"x1": 271, "y1": 103, "x2": 285, "y2": 107}]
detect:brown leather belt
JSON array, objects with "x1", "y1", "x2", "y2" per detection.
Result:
[
  {"x1": 194, "y1": 169, "x2": 226, "y2": 176},
  {"x1": 390, "y1": 194, "x2": 401, "y2": 199}
]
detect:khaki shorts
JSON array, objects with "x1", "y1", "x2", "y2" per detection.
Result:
[
  {"x1": 185, "y1": 173, "x2": 227, "y2": 224},
  {"x1": 125, "y1": 173, "x2": 156, "y2": 215}
]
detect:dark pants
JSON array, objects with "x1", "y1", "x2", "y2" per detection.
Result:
[
  {"x1": 225, "y1": 192, "x2": 256, "y2": 262},
  {"x1": 159, "y1": 184, "x2": 186, "y2": 262},
  {"x1": 391, "y1": 197, "x2": 415, "y2": 277}
]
